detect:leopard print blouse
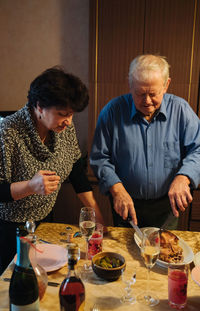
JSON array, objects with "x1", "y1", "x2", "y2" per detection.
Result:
[{"x1": 0, "y1": 103, "x2": 81, "y2": 222}]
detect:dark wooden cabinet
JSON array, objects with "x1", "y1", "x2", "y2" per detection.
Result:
[
  {"x1": 53, "y1": 181, "x2": 113, "y2": 226},
  {"x1": 189, "y1": 189, "x2": 200, "y2": 231}
]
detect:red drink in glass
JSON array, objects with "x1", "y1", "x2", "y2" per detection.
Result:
[
  {"x1": 88, "y1": 223, "x2": 103, "y2": 260},
  {"x1": 168, "y1": 267, "x2": 188, "y2": 309}
]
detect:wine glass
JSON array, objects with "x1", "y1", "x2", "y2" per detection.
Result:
[
  {"x1": 79, "y1": 207, "x2": 95, "y2": 269},
  {"x1": 137, "y1": 228, "x2": 160, "y2": 306},
  {"x1": 120, "y1": 269, "x2": 136, "y2": 304}
]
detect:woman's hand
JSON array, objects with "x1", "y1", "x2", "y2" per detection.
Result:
[
  {"x1": 11, "y1": 170, "x2": 60, "y2": 200},
  {"x1": 28, "y1": 170, "x2": 60, "y2": 195}
]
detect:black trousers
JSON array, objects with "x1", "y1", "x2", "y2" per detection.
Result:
[
  {"x1": 0, "y1": 212, "x2": 53, "y2": 276},
  {"x1": 110, "y1": 195, "x2": 178, "y2": 229}
]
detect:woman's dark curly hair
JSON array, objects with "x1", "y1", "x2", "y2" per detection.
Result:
[{"x1": 27, "y1": 67, "x2": 89, "y2": 112}]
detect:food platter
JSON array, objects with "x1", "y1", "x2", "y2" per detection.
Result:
[{"x1": 134, "y1": 227, "x2": 194, "y2": 268}]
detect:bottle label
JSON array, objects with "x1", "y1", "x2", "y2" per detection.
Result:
[{"x1": 10, "y1": 299, "x2": 40, "y2": 311}]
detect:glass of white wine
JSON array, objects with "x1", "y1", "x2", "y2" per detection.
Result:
[
  {"x1": 137, "y1": 228, "x2": 160, "y2": 306},
  {"x1": 79, "y1": 207, "x2": 95, "y2": 270}
]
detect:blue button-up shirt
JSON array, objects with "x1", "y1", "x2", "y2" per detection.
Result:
[{"x1": 90, "y1": 93, "x2": 200, "y2": 199}]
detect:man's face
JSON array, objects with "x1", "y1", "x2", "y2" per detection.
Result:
[{"x1": 130, "y1": 72, "x2": 170, "y2": 121}]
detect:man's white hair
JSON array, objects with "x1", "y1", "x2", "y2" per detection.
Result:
[{"x1": 128, "y1": 54, "x2": 170, "y2": 88}]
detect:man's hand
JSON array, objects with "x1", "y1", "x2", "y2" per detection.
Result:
[
  {"x1": 28, "y1": 170, "x2": 60, "y2": 195},
  {"x1": 168, "y1": 175, "x2": 193, "y2": 217},
  {"x1": 109, "y1": 183, "x2": 137, "y2": 225}
]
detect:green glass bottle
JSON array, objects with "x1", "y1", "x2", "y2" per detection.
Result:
[{"x1": 9, "y1": 227, "x2": 40, "y2": 311}]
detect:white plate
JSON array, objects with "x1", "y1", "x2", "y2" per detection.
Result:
[
  {"x1": 134, "y1": 227, "x2": 194, "y2": 268},
  {"x1": 193, "y1": 251, "x2": 200, "y2": 266},
  {"x1": 15, "y1": 243, "x2": 68, "y2": 272},
  {"x1": 191, "y1": 265, "x2": 200, "y2": 286}
]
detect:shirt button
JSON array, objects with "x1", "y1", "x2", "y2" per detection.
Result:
[{"x1": 149, "y1": 163, "x2": 153, "y2": 167}]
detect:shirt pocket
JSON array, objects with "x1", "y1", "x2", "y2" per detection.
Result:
[{"x1": 164, "y1": 141, "x2": 180, "y2": 169}]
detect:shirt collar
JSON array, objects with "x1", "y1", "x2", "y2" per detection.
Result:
[{"x1": 157, "y1": 98, "x2": 167, "y2": 120}]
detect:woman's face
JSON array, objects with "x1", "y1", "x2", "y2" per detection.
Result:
[{"x1": 38, "y1": 106, "x2": 74, "y2": 133}]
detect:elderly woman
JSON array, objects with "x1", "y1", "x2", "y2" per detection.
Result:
[{"x1": 0, "y1": 67, "x2": 104, "y2": 275}]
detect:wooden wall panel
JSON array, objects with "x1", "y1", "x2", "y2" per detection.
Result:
[
  {"x1": 53, "y1": 182, "x2": 113, "y2": 226},
  {"x1": 193, "y1": 0, "x2": 200, "y2": 116},
  {"x1": 178, "y1": 208, "x2": 190, "y2": 231},
  {"x1": 89, "y1": 0, "x2": 145, "y2": 151},
  {"x1": 144, "y1": 0, "x2": 197, "y2": 106},
  {"x1": 190, "y1": 190, "x2": 200, "y2": 220},
  {"x1": 97, "y1": 0, "x2": 145, "y2": 84},
  {"x1": 190, "y1": 221, "x2": 200, "y2": 231}
]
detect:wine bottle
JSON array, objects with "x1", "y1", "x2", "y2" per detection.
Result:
[
  {"x1": 9, "y1": 226, "x2": 40, "y2": 311},
  {"x1": 59, "y1": 243, "x2": 85, "y2": 311}
]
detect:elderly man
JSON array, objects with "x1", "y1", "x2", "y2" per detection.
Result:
[{"x1": 90, "y1": 54, "x2": 200, "y2": 229}]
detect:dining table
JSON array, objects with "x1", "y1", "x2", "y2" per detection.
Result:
[{"x1": 0, "y1": 222, "x2": 200, "y2": 311}]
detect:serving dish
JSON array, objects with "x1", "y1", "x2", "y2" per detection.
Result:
[
  {"x1": 134, "y1": 227, "x2": 194, "y2": 268},
  {"x1": 92, "y1": 251, "x2": 126, "y2": 281}
]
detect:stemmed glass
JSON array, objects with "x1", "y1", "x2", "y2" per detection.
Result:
[
  {"x1": 137, "y1": 228, "x2": 160, "y2": 306},
  {"x1": 120, "y1": 269, "x2": 136, "y2": 304},
  {"x1": 79, "y1": 207, "x2": 95, "y2": 269}
]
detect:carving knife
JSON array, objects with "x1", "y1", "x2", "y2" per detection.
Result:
[{"x1": 127, "y1": 215, "x2": 143, "y2": 239}]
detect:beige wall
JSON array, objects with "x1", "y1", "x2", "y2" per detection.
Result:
[{"x1": 0, "y1": 0, "x2": 89, "y2": 154}]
